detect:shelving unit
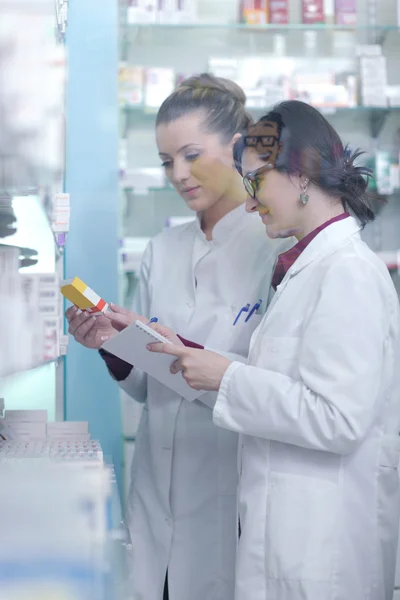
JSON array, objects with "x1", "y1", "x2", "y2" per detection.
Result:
[{"x1": 0, "y1": 1, "x2": 70, "y2": 421}]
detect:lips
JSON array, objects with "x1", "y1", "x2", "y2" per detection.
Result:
[{"x1": 182, "y1": 186, "x2": 201, "y2": 199}]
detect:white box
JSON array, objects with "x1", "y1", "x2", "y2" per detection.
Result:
[
  {"x1": 5, "y1": 409, "x2": 48, "y2": 422},
  {"x1": 8, "y1": 422, "x2": 47, "y2": 439},
  {"x1": 47, "y1": 421, "x2": 89, "y2": 435}
]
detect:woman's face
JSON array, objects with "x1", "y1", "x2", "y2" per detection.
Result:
[
  {"x1": 241, "y1": 147, "x2": 304, "y2": 239},
  {"x1": 156, "y1": 110, "x2": 236, "y2": 213}
]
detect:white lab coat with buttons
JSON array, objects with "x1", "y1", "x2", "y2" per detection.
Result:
[
  {"x1": 214, "y1": 216, "x2": 400, "y2": 600},
  {"x1": 120, "y1": 204, "x2": 289, "y2": 600}
]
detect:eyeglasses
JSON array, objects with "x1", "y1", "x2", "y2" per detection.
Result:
[
  {"x1": 242, "y1": 163, "x2": 274, "y2": 199},
  {"x1": 244, "y1": 135, "x2": 279, "y2": 149}
]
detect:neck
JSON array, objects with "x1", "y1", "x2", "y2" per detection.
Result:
[
  {"x1": 296, "y1": 199, "x2": 345, "y2": 241},
  {"x1": 201, "y1": 172, "x2": 247, "y2": 239}
]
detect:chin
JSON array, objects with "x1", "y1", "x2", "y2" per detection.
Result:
[
  {"x1": 184, "y1": 196, "x2": 215, "y2": 213},
  {"x1": 266, "y1": 225, "x2": 295, "y2": 240}
]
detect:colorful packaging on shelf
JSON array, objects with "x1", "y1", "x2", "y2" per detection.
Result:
[
  {"x1": 268, "y1": 0, "x2": 289, "y2": 24},
  {"x1": 301, "y1": 0, "x2": 324, "y2": 23},
  {"x1": 335, "y1": 0, "x2": 357, "y2": 25},
  {"x1": 118, "y1": 64, "x2": 144, "y2": 106},
  {"x1": 240, "y1": 0, "x2": 269, "y2": 25}
]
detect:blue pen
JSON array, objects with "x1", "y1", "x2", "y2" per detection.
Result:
[
  {"x1": 233, "y1": 304, "x2": 250, "y2": 326},
  {"x1": 245, "y1": 299, "x2": 262, "y2": 322},
  {"x1": 146, "y1": 317, "x2": 158, "y2": 325}
]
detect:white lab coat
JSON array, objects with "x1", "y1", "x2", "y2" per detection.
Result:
[
  {"x1": 120, "y1": 204, "x2": 289, "y2": 600},
  {"x1": 214, "y1": 216, "x2": 400, "y2": 600}
]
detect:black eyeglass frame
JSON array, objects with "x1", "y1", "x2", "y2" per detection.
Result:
[{"x1": 242, "y1": 163, "x2": 274, "y2": 199}]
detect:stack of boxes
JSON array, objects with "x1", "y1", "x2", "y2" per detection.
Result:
[{"x1": 0, "y1": 409, "x2": 103, "y2": 468}]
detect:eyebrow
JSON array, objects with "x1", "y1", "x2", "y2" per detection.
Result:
[{"x1": 158, "y1": 143, "x2": 201, "y2": 157}]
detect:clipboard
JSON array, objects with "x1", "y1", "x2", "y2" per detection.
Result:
[{"x1": 102, "y1": 320, "x2": 205, "y2": 402}]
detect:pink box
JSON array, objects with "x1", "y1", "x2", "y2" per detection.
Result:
[
  {"x1": 335, "y1": 0, "x2": 357, "y2": 25},
  {"x1": 269, "y1": 0, "x2": 289, "y2": 24},
  {"x1": 302, "y1": 0, "x2": 324, "y2": 23}
]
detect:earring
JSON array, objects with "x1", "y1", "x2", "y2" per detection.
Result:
[{"x1": 300, "y1": 179, "x2": 309, "y2": 205}]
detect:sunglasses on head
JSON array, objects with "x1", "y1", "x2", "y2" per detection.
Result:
[
  {"x1": 244, "y1": 135, "x2": 280, "y2": 148},
  {"x1": 242, "y1": 163, "x2": 274, "y2": 199}
]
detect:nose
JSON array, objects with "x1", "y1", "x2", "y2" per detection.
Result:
[
  {"x1": 171, "y1": 159, "x2": 191, "y2": 185},
  {"x1": 245, "y1": 195, "x2": 258, "y2": 213}
]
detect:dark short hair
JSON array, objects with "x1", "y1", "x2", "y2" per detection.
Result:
[
  {"x1": 235, "y1": 100, "x2": 378, "y2": 227},
  {"x1": 156, "y1": 73, "x2": 252, "y2": 143}
]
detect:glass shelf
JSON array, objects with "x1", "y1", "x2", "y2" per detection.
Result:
[{"x1": 125, "y1": 23, "x2": 400, "y2": 32}]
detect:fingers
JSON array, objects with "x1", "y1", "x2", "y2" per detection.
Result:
[
  {"x1": 149, "y1": 323, "x2": 170, "y2": 335},
  {"x1": 68, "y1": 311, "x2": 93, "y2": 336},
  {"x1": 147, "y1": 342, "x2": 185, "y2": 358},
  {"x1": 170, "y1": 359, "x2": 182, "y2": 375},
  {"x1": 66, "y1": 305, "x2": 81, "y2": 322},
  {"x1": 108, "y1": 303, "x2": 129, "y2": 315},
  {"x1": 72, "y1": 316, "x2": 97, "y2": 343}
]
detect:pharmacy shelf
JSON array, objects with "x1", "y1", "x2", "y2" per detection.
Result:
[
  {"x1": 0, "y1": 243, "x2": 39, "y2": 268},
  {"x1": 124, "y1": 22, "x2": 400, "y2": 32},
  {"x1": 0, "y1": 357, "x2": 62, "y2": 380},
  {"x1": 121, "y1": 105, "x2": 400, "y2": 139},
  {"x1": 0, "y1": 193, "x2": 65, "y2": 259}
]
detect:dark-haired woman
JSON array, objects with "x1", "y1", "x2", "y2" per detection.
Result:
[{"x1": 150, "y1": 100, "x2": 400, "y2": 600}]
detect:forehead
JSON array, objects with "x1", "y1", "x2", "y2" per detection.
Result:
[
  {"x1": 156, "y1": 110, "x2": 223, "y2": 154},
  {"x1": 247, "y1": 120, "x2": 279, "y2": 137}
]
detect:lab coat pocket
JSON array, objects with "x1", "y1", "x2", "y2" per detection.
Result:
[
  {"x1": 266, "y1": 472, "x2": 338, "y2": 583},
  {"x1": 231, "y1": 314, "x2": 263, "y2": 356}
]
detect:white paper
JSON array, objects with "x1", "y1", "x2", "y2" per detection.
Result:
[{"x1": 102, "y1": 321, "x2": 205, "y2": 402}]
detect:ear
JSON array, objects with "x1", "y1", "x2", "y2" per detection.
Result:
[{"x1": 230, "y1": 132, "x2": 242, "y2": 150}]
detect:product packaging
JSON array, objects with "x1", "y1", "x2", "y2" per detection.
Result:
[
  {"x1": 60, "y1": 277, "x2": 109, "y2": 314},
  {"x1": 144, "y1": 68, "x2": 175, "y2": 109},
  {"x1": 240, "y1": 0, "x2": 269, "y2": 25},
  {"x1": 268, "y1": 0, "x2": 289, "y2": 24},
  {"x1": 118, "y1": 64, "x2": 144, "y2": 106},
  {"x1": 335, "y1": 0, "x2": 357, "y2": 25},
  {"x1": 302, "y1": 0, "x2": 324, "y2": 23},
  {"x1": 323, "y1": 0, "x2": 334, "y2": 23}
]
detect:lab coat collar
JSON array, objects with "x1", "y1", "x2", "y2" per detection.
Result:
[
  {"x1": 280, "y1": 216, "x2": 362, "y2": 283},
  {"x1": 195, "y1": 203, "x2": 248, "y2": 245}
]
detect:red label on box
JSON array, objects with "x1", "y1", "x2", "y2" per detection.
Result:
[
  {"x1": 302, "y1": 0, "x2": 324, "y2": 23},
  {"x1": 269, "y1": 0, "x2": 289, "y2": 23}
]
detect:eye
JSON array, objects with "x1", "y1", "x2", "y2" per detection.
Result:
[
  {"x1": 185, "y1": 153, "x2": 200, "y2": 162},
  {"x1": 161, "y1": 160, "x2": 172, "y2": 169}
]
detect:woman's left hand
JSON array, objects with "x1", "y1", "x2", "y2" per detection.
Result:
[{"x1": 147, "y1": 342, "x2": 231, "y2": 392}]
